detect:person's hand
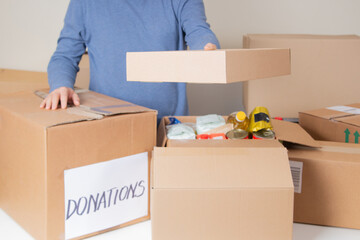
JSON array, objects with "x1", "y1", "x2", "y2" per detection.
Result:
[
  {"x1": 204, "y1": 43, "x2": 217, "y2": 50},
  {"x1": 40, "y1": 86, "x2": 80, "y2": 110}
]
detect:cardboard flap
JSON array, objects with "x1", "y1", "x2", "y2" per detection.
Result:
[
  {"x1": 288, "y1": 141, "x2": 360, "y2": 163},
  {"x1": 153, "y1": 146, "x2": 293, "y2": 189},
  {"x1": 301, "y1": 108, "x2": 352, "y2": 120},
  {"x1": 35, "y1": 89, "x2": 153, "y2": 116},
  {"x1": 336, "y1": 115, "x2": 360, "y2": 127},
  {"x1": 272, "y1": 119, "x2": 320, "y2": 148},
  {"x1": 0, "y1": 90, "x2": 154, "y2": 128}
]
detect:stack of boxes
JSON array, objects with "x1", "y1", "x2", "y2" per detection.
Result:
[{"x1": 1, "y1": 34, "x2": 360, "y2": 239}]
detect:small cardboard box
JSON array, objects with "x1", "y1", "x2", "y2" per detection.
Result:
[
  {"x1": 126, "y1": 49, "x2": 290, "y2": 83},
  {"x1": 0, "y1": 90, "x2": 156, "y2": 240},
  {"x1": 0, "y1": 69, "x2": 49, "y2": 96},
  {"x1": 288, "y1": 141, "x2": 360, "y2": 229},
  {"x1": 243, "y1": 34, "x2": 360, "y2": 118},
  {"x1": 151, "y1": 117, "x2": 319, "y2": 240},
  {"x1": 299, "y1": 103, "x2": 360, "y2": 144}
]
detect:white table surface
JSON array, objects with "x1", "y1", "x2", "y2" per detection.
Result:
[{"x1": 1, "y1": 209, "x2": 360, "y2": 240}]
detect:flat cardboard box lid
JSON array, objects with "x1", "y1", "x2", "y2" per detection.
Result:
[
  {"x1": 153, "y1": 146, "x2": 293, "y2": 189},
  {"x1": 126, "y1": 48, "x2": 290, "y2": 83},
  {"x1": 0, "y1": 90, "x2": 155, "y2": 128}
]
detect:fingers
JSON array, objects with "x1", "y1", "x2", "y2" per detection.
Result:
[
  {"x1": 72, "y1": 92, "x2": 80, "y2": 106},
  {"x1": 204, "y1": 43, "x2": 217, "y2": 51},
  {"x1": 60, "y1": 89, "x2": 68, "y2": 109},
  {"x1": 39, "y1": 87, "x2": 79, "y2": 110}
]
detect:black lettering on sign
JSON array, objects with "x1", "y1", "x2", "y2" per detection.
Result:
[{"x1": 65, "y1": 180, "x2": 147, "y2": 221}]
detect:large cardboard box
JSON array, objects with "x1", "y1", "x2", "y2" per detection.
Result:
[
  {"x1": 0, "y1": 90, "x2": 156, "y2": 240},
  {"x1": 0, "y1": 68, "x2": 49, "y2": 96},
  {"x1": 288, "y1": 141, "x2": 360, "y2": 229},
  {"x1": 127, "y1": 49, "x2": 290, "y2": 83},
  {"x1": 299, "y1": 103, "x2": 360, "y2": 144},
  {"x1": 243, "y1": 34, "x2": 360, "y2": 118},
  {"x1": 151, "y1": 116, "x2": 319, "y2": 240}
]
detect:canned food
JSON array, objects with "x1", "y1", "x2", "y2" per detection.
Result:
[
  {"x1": 248, "y1": 106, "x2": 273, "y2": 133},
  {"x1": 252, "y1": 129, "x2": 275, "y2": 140},
  {"x1": 226, "y1": 129, "x2": 249, "y2": 139}
]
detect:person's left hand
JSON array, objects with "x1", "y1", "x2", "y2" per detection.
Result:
[{"x1": 204, "y1": 43, "x2": 217, "y2": 50}]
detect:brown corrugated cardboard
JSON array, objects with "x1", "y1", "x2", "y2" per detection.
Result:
[
  {"x1": 152, "y1": 145, "x2": 294, "y2": 240},
  {"x1": 0, "y1": 90, "x2": 156, "y2": 240},
  {"x1": 288, "y1": 141, "x2": 360, "y2": 229},
  {"x1": 0, "y1": 69, "x2": 49, "y2": 96},
  {"x1": 151, "y1": 116, "x2": 321, "y2": 240},
  {"x1": 126, "y1": 49, "x2": 290, "y2": 83},
  {"x1": 299, "y1": 103, "x2": 360, "y2": 144},
  {"x1": 243, "y1": 34, "x2": 360, "y2": 118}
]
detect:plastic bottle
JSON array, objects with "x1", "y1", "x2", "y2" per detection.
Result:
[{"x1": 226, "y1": 111, "x2": 249, "y2": 131}]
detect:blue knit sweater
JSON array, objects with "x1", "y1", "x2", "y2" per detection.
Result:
[{"x1": 48, "y1": 0, "x2": 220, "y2": 121}]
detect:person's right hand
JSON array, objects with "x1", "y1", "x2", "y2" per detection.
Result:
[{"x1": 39, "y1": 86, "x2": 80, "y2": 110}]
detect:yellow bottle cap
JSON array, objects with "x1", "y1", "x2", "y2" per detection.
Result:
[{"x1": 236, "y1": 111, "x2": 246, "y2": 122}]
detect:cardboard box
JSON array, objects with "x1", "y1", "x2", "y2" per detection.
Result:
[
  {"x1": 0, "y1": 68, "x2": 49, "y2": 96},
  {"x1": 288, "y1": 141, "x2": 360, "y2": 229},
  {"x1": 299, "y1": 103, "x2": 360, "y2": 144},
  {"x1": 127, "y1": 49, "x2": 290, "y2": 83},
  {"x1": 243, "y1": 34, "x2": 360, "y2": 118},
  {"x1": 0, "y1": 90, "x2": 156, "y2": 240},
  {"x1": 151, "y1": 117, "x2": 319, "y2": 240}
]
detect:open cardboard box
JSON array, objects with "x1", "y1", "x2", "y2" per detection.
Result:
[
  {"x1": 299, "y1": 103, "x2": 360, "y2": 144},
  {"x1": 0, "y1": 90, "x2": 157, "y2": 240},
  {"x1": 288, "y1": 141, "x2": 360, "y2": 229},
  {"x1": 151, "y1": 116, "x2": 320, "y2": 240}
]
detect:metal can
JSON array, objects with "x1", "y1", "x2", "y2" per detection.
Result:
[
  {"x1": 252, "y1": 129, "x2": 275, "y2": 140},
  {"x1": 226, "y1": 129, "x2": 249, "y2": 139}
]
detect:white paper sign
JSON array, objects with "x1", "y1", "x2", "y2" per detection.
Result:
[{"x1": 64, "y1": 152, "x2": 149, "y2": 240}]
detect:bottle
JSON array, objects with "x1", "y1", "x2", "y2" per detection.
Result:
[{"x1": 227, "y1": 111, "x2": 249, "y2": 131}]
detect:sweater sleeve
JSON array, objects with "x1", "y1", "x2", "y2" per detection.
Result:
[
  {"x1": 177, "y1": 0, "x2": 220, "y2": 50},
  {"x1": 47, "y1": 0, "x2": 86, "y2": 92}
]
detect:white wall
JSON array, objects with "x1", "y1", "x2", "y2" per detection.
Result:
[{"x1": 1, "y1": 0, "x2": 359, "y2": 115}]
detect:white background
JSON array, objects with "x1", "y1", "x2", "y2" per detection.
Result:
[{"x1": 1, "y1": 0, "x2": 360, "y2": 115}]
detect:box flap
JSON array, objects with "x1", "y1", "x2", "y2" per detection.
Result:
[
  {"x1": 127, "y1": 49, "x2": 290, "y2": 84},
  {"x1": 0, "y1": 90, "x2": 155, "y2": 128},
  {"x1": 153, "y1": 146, "x2": 293, "y2": 189},
  {"x1": 272, "y1": 119, "x2": 320, "y2": 148},
  {"x1": 335, "y1": 115, "x2": 360, "y2": 127},
  {"x1": 288, "y1": 141, "x2": 360, "y2": 163}
]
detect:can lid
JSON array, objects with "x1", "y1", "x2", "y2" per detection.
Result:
[{"x1": 235, "y1": 111, "x2": 246, "y2": 122}]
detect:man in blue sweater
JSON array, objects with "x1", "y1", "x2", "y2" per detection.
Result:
[{"x1": 40, "y1": 0, "x2": 220, "y2": 122}]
